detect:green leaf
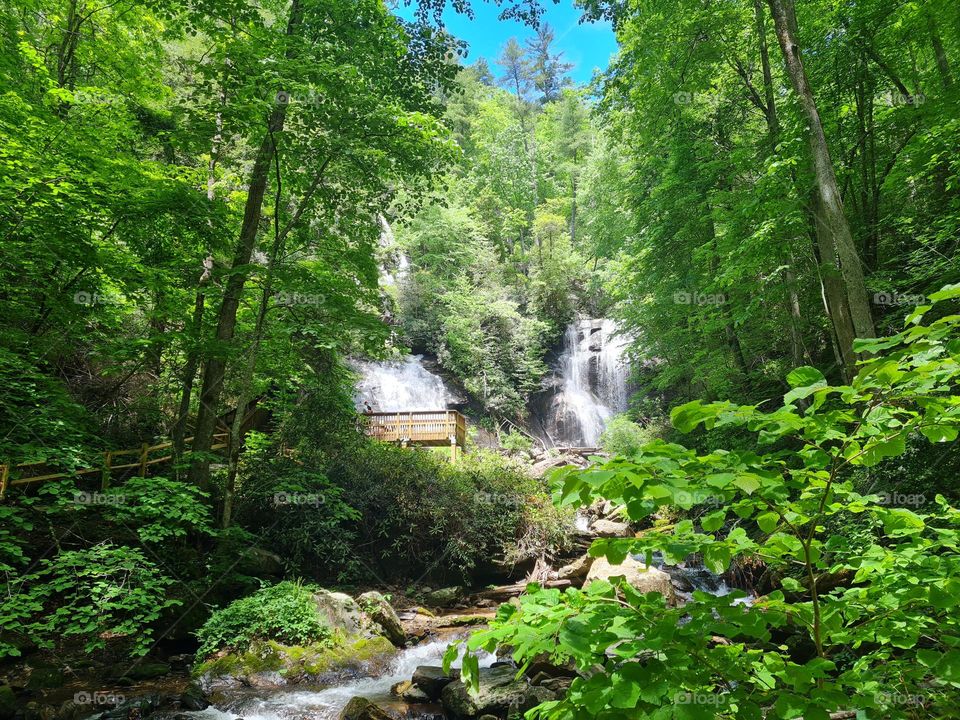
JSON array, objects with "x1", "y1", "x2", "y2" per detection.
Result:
[{"x1": 756, "y1": 512, "x2": 779, "y2": 533}]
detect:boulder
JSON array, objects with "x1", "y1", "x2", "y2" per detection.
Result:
[
  {"x1": 584, "y1": 556, "x2": 677, "y2": 604},
  {"x1": 422, "y1": 586, "x2": 462, "y2": 608},
  {"x1": 440, "y1": 665, "x2": 555, "y2": 719},
  {"x1": 313, "y1": 589, "x2": 374, "y2": 637},
  {"x1": 357, "y1": 591, "x2": 405, "y2": 646},
  {"x1": 197, "y1": 635, "x2": 396, "y2": 692},
  {"x1": 179, "y1": 682, "x2": 209, "y2": 711},
  {"x1": 238, "y1": 547, "x2": 285, "y2": 577},
  {"x1": 412, "y1": 665, "x2": 458, "y2": 700},
  {"x1": 589, "y1": 519, "x2": 631, "y2": 538},
  {"x1": 554, "y1": 554, "x2": 594, "y2": 583},
  {"x1": 338, "y1": 697, "x2": 393, "y2": 720},
  {"x1": 391, "y1": 680, "x2": 413, "y2": 696},
  {"x1": 0, "y1": 687, "x2": 15, "y2": 720}
]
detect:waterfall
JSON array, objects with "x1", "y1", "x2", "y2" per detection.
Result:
[
  {"x1": 354, "y1": 355, "x2": 452, "y2": 412},
  {"x1": 533, "y1": 319, "x2": 630, "y2": 447}
]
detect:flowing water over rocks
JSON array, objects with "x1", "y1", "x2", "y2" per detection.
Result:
[
  {"x1": 529, "y1": 319, "x2": 630, "y2": 447},
  {"x1": 174, "y1": 637, "x2": 495, "y2": 720},
  {"x1": 353, "y1": 356, "x2": 454, "y2": 412}
]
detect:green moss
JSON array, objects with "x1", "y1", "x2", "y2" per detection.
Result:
[{"x1": 197, "y1": 634, "x2": 396, "y2": 682}]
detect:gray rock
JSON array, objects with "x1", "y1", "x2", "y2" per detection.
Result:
[
  {"x1": 554, "y1": 554, "x2": 594, "y2": 583},
  {"x1": 589, "y1": 519, "x2": 631, "y2": 537},
  {"x1": 124, "y1": 661, "x2": 171, "y2": 680},
  {"x1": 238, "y1": 547, "x2": 285, "y2": 577},
  {"x1": 338, "y1": 696, "x2": 392, "y2": 720},
  {"x1": 440, "y1": 665, "x2": 555, "y2": 719},
  {"x1": 422, "y1": 586, "x2": 462, "y2": 608},
  {"x1": 312, "y1": 590, "x2": 374, "y2": 637},
  {"x1": 412, "y1": 665, "x2": 458, "y2": 700},
  {"x1": 179, "y1": 682, "x2": 209, "y2": 711},
  {"x1": 584, "y1": 556, "x2": 677, "y2": 604},
  {"x1": 357, "y1": 591, "x2": 405, "y2": 646}
]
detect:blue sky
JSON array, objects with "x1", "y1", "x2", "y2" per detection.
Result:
[{"x1": 395, "y1": 2, "x2": 618, "y2": 86}]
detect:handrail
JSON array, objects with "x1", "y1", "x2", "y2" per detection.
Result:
[{"x1": 0, "y1": 432, "x2": 230, "y2": 499}]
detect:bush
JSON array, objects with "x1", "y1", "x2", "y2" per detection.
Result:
[
  {"x1": 500, "y1": 428, "x2": 534, "y2": 453},
  {"x1": 1, "y1": 543, "x2": 178, "y2": 658},
  {"x1": 195, "y1": 581, "x2": 331, "y2": 660},
  {"x1": 599, "y1": 415, "x2": 654, "y2": 456}
]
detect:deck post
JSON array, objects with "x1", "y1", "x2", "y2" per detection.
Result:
[{"x1": 450, "y1": 435, "x2": 457, "y2": 464}]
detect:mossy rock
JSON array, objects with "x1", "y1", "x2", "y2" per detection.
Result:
[{"x1": 197, "y1": 635, "x2": 396, "y2": 691}]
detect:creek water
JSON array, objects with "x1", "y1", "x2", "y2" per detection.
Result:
[{"x1": 177, "y1": 637, "x2": 495, "y2": 720}]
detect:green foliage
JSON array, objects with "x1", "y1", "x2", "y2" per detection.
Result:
[
  {"x1": 599, "y1": 415, "x2": 655, "y2": 457},
  {"x1": 195, "y1": 581, "x2": 331, "y2": 661},
  {"x1": 107, "y1": 477, "x2": 215, "y2": 543},
  {"x1": 452, "y1": 287, "x2": 960, "y2": 719},
  {"x1": 1, "y1": 543, "x2": 178, "y2": 658},
  {"x1": 500, "y1": 429, "x2": 534, "y2": 452}
]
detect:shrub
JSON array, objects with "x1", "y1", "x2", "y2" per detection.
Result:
[
  {"x1": 195, "y1": 581, "x2": 331, "y2": 660},
  {"x1": 599, "y1": 414, "x2": 654, "y2": 456},
  {"x1": 1, "y1": 543, "x2": 178, "y2": 657}
]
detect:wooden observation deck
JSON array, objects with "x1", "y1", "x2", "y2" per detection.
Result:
[{"x1": 364, "y1": 410, "x2": 466, "y2": 461}]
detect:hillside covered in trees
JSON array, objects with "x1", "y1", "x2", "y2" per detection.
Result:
[{"x1": 1, "y1": 0, "x2": 959, "y2": 718}]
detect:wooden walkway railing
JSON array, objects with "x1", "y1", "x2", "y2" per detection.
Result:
[
  {"x1": 0, "y1": 432, "x2": 229, "y2": 499},
  {"x1": 364, "y1": 410, "x2": 466, "y2": 461}
]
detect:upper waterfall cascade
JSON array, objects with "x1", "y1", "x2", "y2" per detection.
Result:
[
  {"x1": 353, "y1": 355, "x2": 452, "y2": 412},
  {"x1": 535, "y1": 318, "x2": 630, "y2": 447}
]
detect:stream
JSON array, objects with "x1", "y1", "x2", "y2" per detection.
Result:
[{"x1": 170, "y1": 637, "x2": 496, "y2": 720}]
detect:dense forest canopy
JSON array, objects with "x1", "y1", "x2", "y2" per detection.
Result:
[{"x1": 0, "y1": 0, "x2": 958, "y2": 718}]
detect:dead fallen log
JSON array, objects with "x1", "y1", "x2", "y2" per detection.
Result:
[{"x1": 472, "y1": 579, "x2": 572, "y2": 602}]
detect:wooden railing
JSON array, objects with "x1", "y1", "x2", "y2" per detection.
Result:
[
  {"x1": 0, "y1": 433, "x2": 229, "y2": 499},
  {"x1": 363, "y1": 410, "x2": 466, "y2": 460}
]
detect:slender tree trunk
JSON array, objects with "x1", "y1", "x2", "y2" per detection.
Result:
[
  {"x1": 189, "y1": 1, "x2": 302, "y2": 488},
  {"x1": 173, "y1": 79, "x2": 225, "y2": 464},
  {"x1": 56, "y1": 0, "x2": 83, "y2": 89},
  {"x1": 767, "y1": 0, "x2": 875, "y2": 370},
  {"x1": 809, "y1": 193, "x2": 858, "y2": 373},
  {"x1": 928, "y1": 15, "x2": 954, "y2": 89}
]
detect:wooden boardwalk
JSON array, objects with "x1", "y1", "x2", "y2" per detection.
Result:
[{"x1": 363, "y1": 410, "x2": 466, "y2": 461}]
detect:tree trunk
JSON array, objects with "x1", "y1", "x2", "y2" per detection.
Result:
[
  {"x1": 767, "y1": 0, "x2": 875, "y2": 368},
  {"x1": 928, "y1": 14, "x2": 954, "y2": 89},
  {"x1": 189, "y1": 1, "x2": 302, "y2": 488}
]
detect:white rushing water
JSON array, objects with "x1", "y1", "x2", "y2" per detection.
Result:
[
  {"x1": 354, "y1": 355, "x2": 451, "y2": 412},
  {"x1": 180, "y1": 638, "x2": 496, "y2": 720},
  {"x1": 541, "y1": 319, "x2": 630, "y2": 447}
]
